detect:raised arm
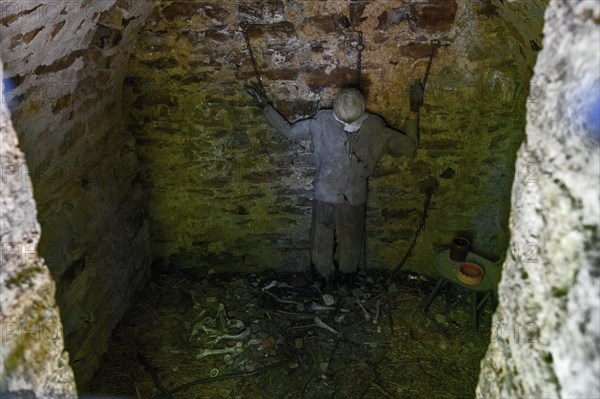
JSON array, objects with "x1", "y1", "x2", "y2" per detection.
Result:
[
  {"x1": 263, "y1": 104, "x2": 312, "y2": 141},
  {"x1": 245, "y1": 85, "x2": 311, "y2": 141}
]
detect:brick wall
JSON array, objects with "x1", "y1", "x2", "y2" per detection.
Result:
[
  {"x1": 0, "y1": 0, "x2": 551, "y2": 390},
  {"x1": 125, "y1": 0, "x2": 544, "y2": 274},
  {"x1": 1, "y1": 0, "x2": 154, "y2": 386}
]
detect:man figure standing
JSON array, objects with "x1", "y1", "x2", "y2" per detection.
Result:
[{"x1": 246, "y1": 82, "x2": 423, "y2": 287}]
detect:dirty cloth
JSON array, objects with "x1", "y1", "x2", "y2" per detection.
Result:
[
  {"x1": 263, "y1": 105, "x2": 417, "y2": 278},
  {"x1": 310, "y1": 200, "x2": 366, "y2": 276},
  {"x1": 263, "y1": 106, "x2": 418, "y2": 204},
  {"x1": 333, "y1": 112, "x2": 369, "y2": 132}
]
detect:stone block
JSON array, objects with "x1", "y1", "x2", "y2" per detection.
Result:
[
  {"x1": 350, "y1": 1, "x2": 369, "y2": 26},
  {"x1": 139, "y1": 56, "x2": 177, "y2": 69},
  {"x1": 133, "y1": 93, "x2": 178, "y2": 109},
  {"x1": 8, "y1": 26, "x2": 44, "y2": 50},
  {"x1": 376, "y1": 7, "x2": 408, "y2": 31},
  {"x1": 273, "y1": 98, "x2": 319, "y2": 120},
  {"x1": 203, "y1": 26, "x2": 237, "y2": 43},
  {"x1": 399, "y1": 42, "x2": 435, "y2": 59},
  {"x1": 94, "y1": 69, "x2": 113, "y2": 89},
  {"x1": 381, "y1": 208, "x2": 418, "y2": 220},
  {"x1": 245, "y1": 21, "x2": 295, "y2": 39},
  {"x1": 33, "y1": 50, "x2": 85, "y2": 75},
  {"x1": 202, "y1": 4, "x2": 231, "y2": 22},
  {"x1": 50, "y1": 20, "x2": 66, "y2": 39},
  {"x1": 306, "y1": 14, "x2": 350, "y2": 33},
  {"x1": 304, "y1": 67, "x2": 358, "y2": 91},
  {"x1": 236, "y1": 1, "x2": 285, "y2": 24},
  {"x1": 52, "y1": 93, "x2": 73, "y2": 113},
  {"x1": 161, "y1": 2, "x2": 205, "y2": 21},
  {"x1": 409, "y1": 0, "x2": 458, "y2": 32},
  {"x1": 91, "y1": 24, "x2": 123, "y2": 49},
  {"x1": 476, "y1": 1, "x2": 500, "y2": 17}
]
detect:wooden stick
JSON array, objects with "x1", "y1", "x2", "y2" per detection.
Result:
[
  {"x1": 148, "y1": 359, "x2": 292, "y2": 399},
  {"x1": 370, "y1": 380, "x2": 396, "y2": 399}
]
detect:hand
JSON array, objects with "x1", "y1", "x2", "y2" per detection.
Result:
[
  {"x1": 409, "y1": 79, "x2": 424, "y2": 112},
  {"x1": 244, "y1": 84, "x2": 268, "y2": 108}
]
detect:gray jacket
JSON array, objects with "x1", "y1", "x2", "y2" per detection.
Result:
[{"x1": 264, "y1": 105, "x2": 418, "y2": 205}]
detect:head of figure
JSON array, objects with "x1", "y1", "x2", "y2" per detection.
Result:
[{"x1": 333, "y1": 88, "x2": 365, "y2": 123}]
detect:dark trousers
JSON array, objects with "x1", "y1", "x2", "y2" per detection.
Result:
[{"x1": 310, "y1": 200, "x2": 366, "y2": 279}]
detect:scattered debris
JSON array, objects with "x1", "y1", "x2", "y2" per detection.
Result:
[
  {"x1": 86, "y1": 270, "x2": 493, "y2": 398},
  {"x1": 373, "y1": 299, "x2": 382, "y2": 324},
  {"x1": 322, "y1": 294, "x2": 335, "y2": 306},
  {"x1": 314, "y1": 316, "x2": 340, "y2": 336},
  {"x1": 196, "y1": 344, "x2": 242, "y2": 359},
  {"x1": 354, "y1": 292, "x2": 372, "y2": 322}
]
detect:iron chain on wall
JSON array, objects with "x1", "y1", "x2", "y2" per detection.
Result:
[
  {"x1": 240, "y1": 23, "x2": 267, "y2": 96},
  {"x1": 354, "y1": 27, "x2": 364, "y2": 90}
]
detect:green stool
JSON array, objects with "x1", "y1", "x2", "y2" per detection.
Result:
[{"x1": 423, "y1": 250, "x2": 501, "y2": 332}]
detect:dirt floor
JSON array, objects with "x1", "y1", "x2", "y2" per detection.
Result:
[{"x1": 84, "y1": 269, "x2": 494, "y2": 399}]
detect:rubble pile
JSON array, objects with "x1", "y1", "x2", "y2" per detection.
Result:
[{"x1": 86, "y1": 270, "x2": 492, "y2": 398}]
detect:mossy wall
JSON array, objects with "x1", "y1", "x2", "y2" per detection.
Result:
[
  {"x1": 0, "y1": 0, "x2": 556, "y2": 391},
  {"x1": 126, "y1": 0, "x2": 544, "y2": 274},
  {"x1": 1, "y1": 0, "x2": 154, "y2": 386}
]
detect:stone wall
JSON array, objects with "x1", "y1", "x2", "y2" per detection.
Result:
[
  {"x1": 477, "y1": 0, "x2": 600, "y2": 397},
  {"x1": 0, "y1": 0, "x2": 561, "y2": 392},
  {"x1": 1, "y1": 0, "x2": 154, "y2": 386},
  {"x1": 125, "y1": 0, "x2": 544, "y2": 274},
  {"x1": 1, "y1": 60, "x2": 76, "y2": 398}
]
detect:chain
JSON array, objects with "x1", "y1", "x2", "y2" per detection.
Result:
[
  {"x1": 406, "y1": 9, "x2": 417, "y2": 32},
  {"x1": 421, "y1": 39, "x2": 441, "y2": 91},
  {"x1": 240, "y1": 24, "x2": 266, "y2": 94},
  {"x1": 353, "y1": 27, "x2": 364, "y2": 89},
  {"x1": 386, "y1": 188, "x2": 435, "y2": 285}
]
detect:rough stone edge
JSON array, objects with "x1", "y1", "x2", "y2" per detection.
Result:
[
  {"x1": 1, "y1": 59, "x2": 77, "y2": 398},
  {"x1": 476, "y1": 0, "x2": 600, "y2": 398}
]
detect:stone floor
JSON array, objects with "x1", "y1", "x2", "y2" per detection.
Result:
[{"x1": 84, "y1": 269, "x2": 493, "y2": 398}]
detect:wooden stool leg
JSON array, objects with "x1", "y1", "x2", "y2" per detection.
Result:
[
  {"x1": 491, "y1": 291, "x2": 499, "y2": 308},
  {"x1": 477, "y1": 292, "x2": 492, "y2": 311},
  {"x1": 471, "y1": 291, "x2": 478, "y2": 333},
  {"x1": 423, "y1": 278, "x2": 446, "y2": 312}
]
